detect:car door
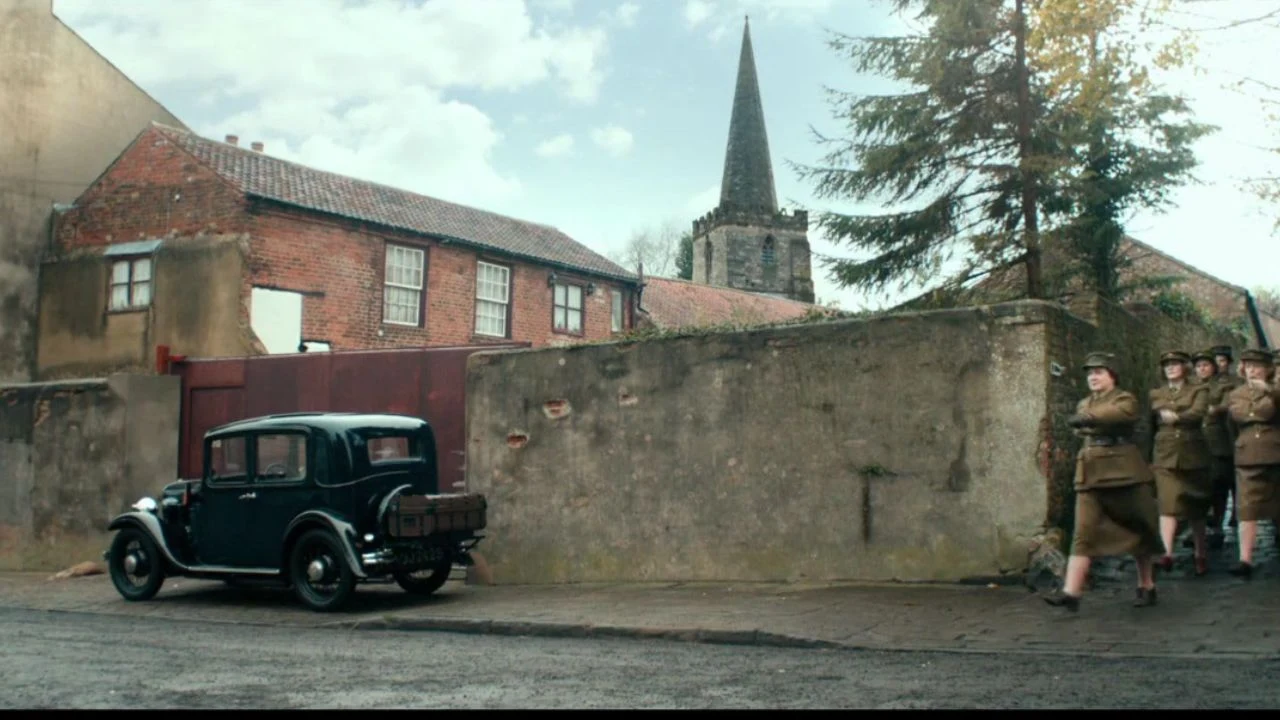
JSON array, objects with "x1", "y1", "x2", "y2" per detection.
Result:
[
  {"x1": 241, "y1": 428, "x2": 321, "y2": 569},
  {"x1": 190, "y1": 433, "x2": 257, "y2": 567}
]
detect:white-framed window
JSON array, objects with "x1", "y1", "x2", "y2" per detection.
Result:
[
  {"x1": 611, "y1": 290, "x2": 624, "y2": 333},
  {"x1": 553, "y1": 283, "x2": 583, "y2": 334},
  {"x1": 383, "y1": 244, "x2": 425, "y2": 326},
  {"x1": 109, "y1": 257, "x2": 152, "y2": 310},
  {"x1": 475, "y1": 261, "x2": 510, "y2": 337}
]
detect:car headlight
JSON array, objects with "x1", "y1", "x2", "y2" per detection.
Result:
[{"x1": 132, "y1": 497, "x2": 158, "y2": 513}]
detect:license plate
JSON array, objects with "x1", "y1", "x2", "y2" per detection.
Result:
[{"x1": 398, "y1": 546, "x2": 445, "y2": 566}]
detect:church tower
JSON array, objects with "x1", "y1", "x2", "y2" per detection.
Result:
[{"x1": 691, "y1": 17, "x2": 814, "y2": 304}]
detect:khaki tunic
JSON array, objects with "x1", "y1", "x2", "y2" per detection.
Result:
[
  {"x1": 1228, "y1": 382, "x2": 1280, "y2": 522},
  {"x1": 1069, "y1": 388, "x2": 1163, "y2": 558},
  {"x1": 1150, "y1": 383, "x2": 1212, "y2": 519}
]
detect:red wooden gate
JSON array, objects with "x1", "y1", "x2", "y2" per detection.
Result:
[{"x1": 170, "y1": 343, "x2": 527, "y2": 492}]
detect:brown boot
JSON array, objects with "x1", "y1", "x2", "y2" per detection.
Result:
[
  {"x1": 1133, "y1": 587, "x2": 1158, "y2": 607},
  {"x1": 1044, "y1": 590, "x2": 1081, "y2": 612}
]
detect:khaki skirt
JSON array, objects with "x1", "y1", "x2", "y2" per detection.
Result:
[
  {"x1": 1235, "y1": 465, "x2": 1280, "y2": 522},
  {"x1": 1072, "y1": 483, "x2": 1165, "y2": 558},
  {"x1": 1154, "y1": 466, "x2": 1212, "y2": 520}
]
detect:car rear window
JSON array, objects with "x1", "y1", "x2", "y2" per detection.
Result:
[{"x1": 364, "y1": 433, "x2": 422, "y2": 464}]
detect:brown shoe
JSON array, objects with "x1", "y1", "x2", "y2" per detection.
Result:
[
  {"x1": 1133, "y1": 587, "x2": 1158, "y2": 607},
  {"x1": 1228, "y1": 562, "x2": 1253, "y2": 580},
  {"x1": 1044, "y1": 591, "x2": 1081, "y2": 612}
]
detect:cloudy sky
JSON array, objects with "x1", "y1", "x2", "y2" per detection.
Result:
[{"x1": 54, "y1": 0, "x2": 1279, "y2": 310}]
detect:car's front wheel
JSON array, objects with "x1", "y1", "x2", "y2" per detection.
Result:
[
  {"x1": 393, "y1": 558, "x2": 452, "y2": 596},
  {"x1": 289, "y1": 529, "x2": 356, "y2": 612},
  {"x1": 107, "y1": 527, "x2": 166, "y2": 602}
]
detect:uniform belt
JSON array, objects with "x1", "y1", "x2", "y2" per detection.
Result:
[{"x1": 1086, "y1": 436, "x2": 1133, "y2": 447}]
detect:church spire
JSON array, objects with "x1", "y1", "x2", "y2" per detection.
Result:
[{"x1": 718, "y1": 16, "x2": 777, "y2": 214}]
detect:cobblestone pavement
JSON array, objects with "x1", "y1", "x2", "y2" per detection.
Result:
[
  {"x1": 2, "y1": 539, "x2": 1277, "y2": 660},
  {"x1": 5, "y1": 607, "x2": 1277, "y2": 709}
]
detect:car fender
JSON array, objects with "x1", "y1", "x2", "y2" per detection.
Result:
[
  {"x1": 282, "y1": 510, "x2": 367, "y2": 579},
  {"x1": 375, "y1": 483, "x2": 414, "y2": 530},
  {"x1": 106, "y1": 512, "x2": 190, "y2": 572}
]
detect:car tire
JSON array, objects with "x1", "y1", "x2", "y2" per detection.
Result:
[
  {"x1": 289, "y1": 529, "x2": 357, "y2": 612},
  {"x1": 392, "y1": 558, "x2": 452, "y2": 596},
  {"x1": 107, "y1": 527, "x2": 166, "y2": 602}
]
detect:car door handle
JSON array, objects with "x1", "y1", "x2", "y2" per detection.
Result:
[{"x1": 238, "y1": 492, "x2": 256, "y2": 500}]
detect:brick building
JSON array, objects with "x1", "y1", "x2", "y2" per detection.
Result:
[
  {"x1": 36, "y1": 123, "x2": 640, "y2": 378},
  {"x1": 896, "y1": 235, "x2": 1273, "y2": 348}
]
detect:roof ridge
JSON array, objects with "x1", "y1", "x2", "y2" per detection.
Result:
[
  {"x1": 154, "y1": 124, "x2": 576, "y2": 239},
  {"x1": 647, "y1": 276, "x2": 812, "y2": 305}
]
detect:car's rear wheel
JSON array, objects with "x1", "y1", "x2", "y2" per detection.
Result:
[
  {"x1": 107, "y1": 527, "x2": 166, "y2": 602},
  {"x1": 393, "y1": 558, "x2": 452, "y2": 596},
  {"x1": 289, "y1": 529, "x2": 356, "y2": 612}
]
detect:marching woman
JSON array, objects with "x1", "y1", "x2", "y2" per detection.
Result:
[
  {"x1": 1149, "y1": 351, "x2": 1212, "y2": 575},
  {"x1": 1194, "y1": 349, "x2": 1237, "y2": 549},
  {"x1": 1046, "y1": 352, "x2": 1163, "y2": 611},
  {"x1": 1226, "y1": 348, "x2": 1280, "y2": 579}
]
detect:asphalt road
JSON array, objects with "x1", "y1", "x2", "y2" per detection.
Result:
[{"x1": 0, "y1": 607, "x2": 1274, "y2": 709}]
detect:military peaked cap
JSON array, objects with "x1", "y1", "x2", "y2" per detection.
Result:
[
  {"x1": 1082, "y1": 352, "x2": 1119, "y2": 374},
  {"x1": 1239, "y1": 348, "x2": 1275, "y2": 364},
  {"x1": 1210, "y1": 345, "x2": 1234, "y2": 359},
  {"x1": 1192, "y1": 349, "x2": 1216, "y2": 365},
  {"x1": 1159, "y1": 350, "x2": 1191, "y2": 365}
]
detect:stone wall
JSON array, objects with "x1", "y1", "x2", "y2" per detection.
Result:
[
  {"x1": 465, "y1": 297, "x2": 1239, "y2": 586},
  {"x1": 466, "y1": 302, "x2": 1059, "y2": 585},
  {"x1": 0, "y1": 374, "x2": 180, "y2": 570}
]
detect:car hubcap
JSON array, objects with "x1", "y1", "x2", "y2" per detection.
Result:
[
  {"x1": 307, "y1": 557, "x2": 330, "y2": 583},
  {"x1": 123, "y1": 551, "x2": 149, "y2": 577}
]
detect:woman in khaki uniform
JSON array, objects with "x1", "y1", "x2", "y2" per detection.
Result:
[
  {"x1": 1226, "y1": 348, "x2": 1280, "y2": 579},
  {"x1": 1149, "y1": 350, "x2": 1212, "y2": 574},
  {"x1": 1045, "y1": 352, "x2": 1163, "y2": 611},
  {"x1": 1194, "y1": 349, "x2": 1238, "y2": 549}
]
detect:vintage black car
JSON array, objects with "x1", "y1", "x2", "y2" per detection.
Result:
[{"x1": 104, "y1": 412, "x2": 487, "y2": 612}]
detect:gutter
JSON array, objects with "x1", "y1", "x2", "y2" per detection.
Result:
[{"x1": 1245, "y1": 290, "x2": 1271, "y2": 349}]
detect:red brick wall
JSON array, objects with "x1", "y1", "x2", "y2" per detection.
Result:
[
  {"x1": 245, "y1": 205, "x2": 634, "y2": 349},
  {"x1": 1119, "y1": 239, "x2": 1249, "y2": 326},
  {"x1": 52, "y1": 126, "x2": 635, "y2": 353},
  {"x1": 55, "y1": 127, "x2": 248, "y2": 248}
]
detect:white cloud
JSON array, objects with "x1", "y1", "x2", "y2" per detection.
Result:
[
  {"x1": 685, "y1": 184, "x2": 720, "y2": 216},
  {"x1": 535, "y1": 133, "x2": 576, "y2": 158},
  {"x1": 684, "y1": 0, "x2": 714, "y2": 27},
  {"x1": 52, "y1": 0, "x2": 611, "y2": 208},
  {"x1": 615, "y1": 2, "x2": 641, "y2": 27},
  {"x1": 590, "y1": 125, "x2": 635, "y2": 157},
  {"x1": 683, "y1": 0, "x2": 836, "y2": 40},
  {"x1": 534, "y1": 0, "x2": 576, "y2": 13}
]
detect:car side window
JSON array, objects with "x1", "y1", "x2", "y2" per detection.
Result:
[
  {"x1": 255, "y1": 432, "x2": 308, "y2": 483},
  {"x1": 208, "y1": 436, "x2": 248, "y2": 485}
]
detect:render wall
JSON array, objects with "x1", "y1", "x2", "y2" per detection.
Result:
[
  {"x1": 0, "y1": 374, "x2": 180, "y2": 570},
  {"x1": 466, "y1": 302, "x2": 1058, "y2": 584},
  {"x1": 36, "y1": 235, "x2": 252, "y2": 379},
  {"x1": 0, "y1": 0, "x2": 185, "y2": 383}
]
